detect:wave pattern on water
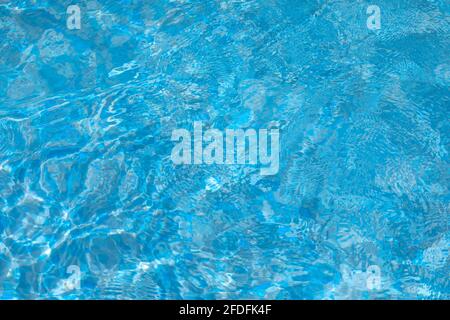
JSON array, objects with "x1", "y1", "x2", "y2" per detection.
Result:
[{"x1": 0, "y1": 0, "x2": 449, "y2": 299}]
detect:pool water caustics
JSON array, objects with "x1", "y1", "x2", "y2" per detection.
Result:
[{"x1": 0, "y1": 0, "x2": 448, "y2": 299}]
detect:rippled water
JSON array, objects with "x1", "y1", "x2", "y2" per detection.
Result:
[{"x1": 0, "y1": 0, "x2": 449, "y2": 299}]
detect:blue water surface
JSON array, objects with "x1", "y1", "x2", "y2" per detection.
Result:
[{"x1": 0, "y1": 0, "x2": 449, "y2": 299}]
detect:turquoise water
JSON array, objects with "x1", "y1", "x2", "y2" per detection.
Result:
[{"x1": 0, "y1": 0, "x2": 449, "y2": 299}]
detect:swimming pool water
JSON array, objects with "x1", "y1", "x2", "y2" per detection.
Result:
[{"x1": 0, "y1": 0, "x2": 449, "y2": 299}]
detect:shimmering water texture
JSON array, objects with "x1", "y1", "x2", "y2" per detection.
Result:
[{"x1": 0, "y1": 0, "x2": 449, "y2": 300}]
